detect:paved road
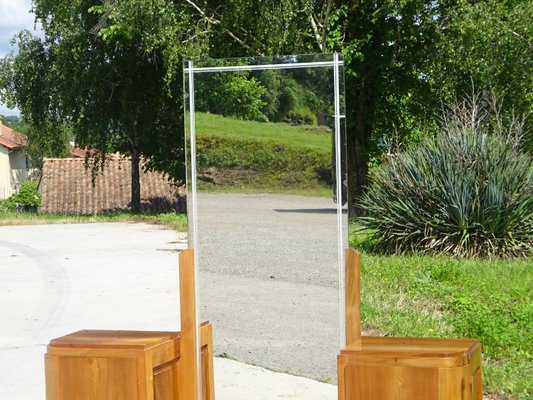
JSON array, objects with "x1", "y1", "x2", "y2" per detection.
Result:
[
  {"x1": 196, "y1": 193, "x2": 347, "y2": 382},
  {"x1": 0, "y1": 223, "x2": 184, "y2": 399}
]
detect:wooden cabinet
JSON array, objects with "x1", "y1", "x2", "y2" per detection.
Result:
[
  {"x1": 45, "y1": 249, "x2": 213, "y2": 400},
  {"x1": 339, "y1": 249, "x2": 483, "y2": 400},
  {"x1": 45, "y1": 323, "x2": 214, "y2": 400},
  {"x1": 338, "y1": 336, "x2": 482, "y2": 400}
]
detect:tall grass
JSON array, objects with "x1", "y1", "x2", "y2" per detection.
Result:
[
  {"x1": 0, "y1": 211, "x2": 188, "y2": 231},
  {"x1": 360, "y1": 127, "x2": 532, "y2": 257}
]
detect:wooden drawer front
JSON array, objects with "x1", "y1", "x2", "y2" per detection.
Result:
[
  {"x1": 45, "y1": 355, "x2": 138, "y2": 400},
  {"x1": 344, "y1": 362, "x2": 438, "y2": 400},
  {"x1": 154, "y1": 362, "x2": 179, "y2": 400},
  {"x1": 152, "y1": 344, "x2": 212, "y2": 400},
  {"x1": 340, "y1": 357, "x2": 480, "y2": 400}
]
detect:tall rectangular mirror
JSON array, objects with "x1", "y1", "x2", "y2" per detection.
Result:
[{"x1": 184, "y1": 53, "x2": 347, "y2": 398}]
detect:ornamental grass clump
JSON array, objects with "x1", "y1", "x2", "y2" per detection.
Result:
[{"x1": 360, "y1": 107, "x2": 532, "y2": 258}]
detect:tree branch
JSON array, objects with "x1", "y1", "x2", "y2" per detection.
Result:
[
  {"x1": 303, "y1": 0, "x2": 334, "y2": 53},
  {"x1": 183, "y1": 0, "x2": 261, "y2": 54},
  {"x1": 308, "y1": 12, "x2": 324, "y2": 52}
]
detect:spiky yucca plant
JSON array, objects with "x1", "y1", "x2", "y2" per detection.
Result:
[{"x1": 360, "y1": 123, "x2": 532, "y2": 258}]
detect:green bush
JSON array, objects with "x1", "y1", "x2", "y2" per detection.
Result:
[
  {"x1": 286, "y1": 106, "x2": 317, "y2": 125},
  {"x1": 12, "y1": 180, "x2": 41, "y2": 209},
  {"x1": 0, "y1": 196, "x2": 17, "y2": 212},
  {"x1": 359, "y1": 127, "x2": 533, "y2": 257},
  {"x1": 195, "y1": 71, "x2": 268, "y2": 122}
]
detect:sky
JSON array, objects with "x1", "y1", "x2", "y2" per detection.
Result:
[{"x1": 0, "y1": 0, "x2": 42, "y2": 116}]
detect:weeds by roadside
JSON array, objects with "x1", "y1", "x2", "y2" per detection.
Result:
[{"x1": 0, "y1": 211, "x2": 188, "y2": 232}]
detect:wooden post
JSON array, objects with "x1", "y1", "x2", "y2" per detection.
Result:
[
  {"x1": 345, "y1": 248, "x2": 361, "y2": 349},
  {"x1": 178, "y1": 249, "x2": 199, "y2": 400}
]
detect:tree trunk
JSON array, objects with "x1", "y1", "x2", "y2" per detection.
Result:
[
  {"x1": 346, "y1": 127, "x2": 368, "y2": 217},
  {"x1": 346, "y1": 58, "x2": 376, "y2": 218},
  {"x1": 131, "y1": 149, "x2": 141, "y2": 213}
]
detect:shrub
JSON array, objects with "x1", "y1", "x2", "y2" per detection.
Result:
[
  {"x1": 0, "y1": 196, "x2": 17, "y2": 212},
  {"x1": 12, "y1": 180, "x2": 41, "y2": 210},
  {"x1": 359, "y1": 126, "x2": 532, "y2": 258},
  {"x1": 195, "y1": 71, "x2": 268, "y2": 122}
]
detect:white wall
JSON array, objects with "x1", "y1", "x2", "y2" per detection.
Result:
[
  {"x1": 0, "y1": 147, "x2": 31, "y2": 199},
  {"x1": 0, "y1": 145, "x2": 10, "y2": 199}
]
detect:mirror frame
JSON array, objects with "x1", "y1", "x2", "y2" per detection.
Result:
[{"x1": 183, "y1": 53, "x2": 347, "y2": 398}]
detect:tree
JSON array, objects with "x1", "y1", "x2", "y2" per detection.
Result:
[
  {"x1": 429, "y1": 0, "x2": 533, "y2": 149},
  {"x1": 300, "y1": 1, "x2": 442, "y2": 214},
  {"x1": 1, "y1": 1, "x2": 185, "y2": 213},
  {"x1": 194, "y1": 70, "x2": 268, "y2": 121},
  {"x1": 86, "y1": 0, "x2": 450, "y2": 214},
  {"x1": 313, "y1": 0, "x2": 531, "y2": 213},
  {"x1": 0, "y1": 33, "x2": 72, "y2": 167},
  {"x1": 3, "y1": 0, "x2": 530, "y2": 215}
]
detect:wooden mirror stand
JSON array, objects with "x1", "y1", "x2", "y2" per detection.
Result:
[
  {"x1": 338, "y1": 248, "x2": 483, "y2": 400},
  {"x1": 44, "y1": 246, "x2": 482, "y2": 399},
  {"x1": 44, "y1": 249, "x2": 214, "y2": 400}
]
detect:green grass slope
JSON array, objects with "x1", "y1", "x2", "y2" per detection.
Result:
[{"x1": 194, "y1": 112, "x2": 333, "y2": 195}]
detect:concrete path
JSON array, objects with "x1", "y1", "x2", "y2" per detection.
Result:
[{"x1": 0, "y1": 222, "x2": 336, "y2": 399}]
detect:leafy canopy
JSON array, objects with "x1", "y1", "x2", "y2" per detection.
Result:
[{"x1": 360, "y1": 95, "x2": 532, "y2": 258}]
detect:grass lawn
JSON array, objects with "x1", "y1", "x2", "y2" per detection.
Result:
[
  {"x1": 352, "y1": 229, "x2": 532, "y2": 399},
  {"x1": 195, "y1": 112, "x2": 331, "y2": 151},
  {"x1": 0, "y1": 211, "x2": 188, "y2": 231},
  {"x1": 194, "y1": 112, "x2": 333, "y2": 195}
]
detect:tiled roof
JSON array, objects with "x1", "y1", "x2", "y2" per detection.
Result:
[
  {"x1": 71, "y1": 146, "x2": 90, "y2": 158},
  {"x1": 0, "y1": 123, "x2": 27, "y2": 150},
  {"x1": 39, "y1": 157, "x2": 186, "y2": 214}
]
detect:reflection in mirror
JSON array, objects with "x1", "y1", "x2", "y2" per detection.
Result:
[{"x1": 185, "y1": 54, "x2": 347, "y2": 397}]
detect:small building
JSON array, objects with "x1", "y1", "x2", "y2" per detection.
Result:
[
  {"x1": 0, "y1": 121, "x2": 34, "y2": 199},
  {"x1": 39, "y1": 157, "x2": 185, "y2": 214}
]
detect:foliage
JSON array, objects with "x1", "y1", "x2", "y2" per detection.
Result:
[
  {"x1": 1, "y1": 1, "x2": 185, "y2": 213},
  {"x1": 347, "y1": 243, "x2": 533, "y2": 399},
  {"x1": 0, "y1": 33, "x2": 72, "y2": 166},
  {"x1": 317, "y1": 0, "x2": 532, "y2": 213},
  {"x1": 253, "y1": 67, "x2": 333, "y2": 125},
  {"x1": 359, "y1": 98, "x2": 533, "y2": 257},
  {"x1": 0, "y1": 196, "x2": 17, "y2": 212},
  {"x1": 429, "y1": 0, "x2": 533, "y2": 149},
  {"x1": 11, "y1": 180, "x2": 41, "y2": 208},
  {"x1": 194, "y1": 71, "x2": 268, "y2": 122},
  {"x1": 2, "y1": 0, "x2": 531, "y2": 217},
  {"x1": 0, "y1": 115, "x2": 22, "y2": 128},
  {"x1": 323, "y1": 1, "x2": 447, "y2": 212},
  {"x1": 0, "y1": 210, "x2": 187, "y2": 231},
  {"x1": 195, "y1": 113, "x2": 331, "y2": 194},
  {"x1": 193, "y1": 66, "x2": 332, "y2": 125},
  {"x1": 0, "y1": 181, "x2": 41, "y2": 212}
]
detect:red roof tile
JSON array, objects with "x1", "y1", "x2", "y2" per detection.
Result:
[
  {"x1": 71, "y1": 146, "x2": 90, "y2": 158},
  {"x1": 0, "y1": 123, "x2": 27, "y2": 150},
  {"x1": 39, "y1": 157, "x2": 186, "y2": 214}
]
